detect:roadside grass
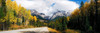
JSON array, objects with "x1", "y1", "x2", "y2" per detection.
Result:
[
  {"x1": 2, "y1": 25, "x2": 81, "y2": 33},
  {"x1": 65, "y1": 29, "x2": 80, "y2": 33},
  {"x1": 48, "y1": 27, "x2": 61, "y2": 33},
  {"x1": 48, "y1": 27, "x2": 80, "y2": 33},
  {"x1": 9, "y1": 24, "x2": 35, "y2": 30}
]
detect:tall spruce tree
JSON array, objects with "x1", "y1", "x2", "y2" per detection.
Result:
[{"x1": 80, "y1": 1, "x2": 84, "y2": 8}]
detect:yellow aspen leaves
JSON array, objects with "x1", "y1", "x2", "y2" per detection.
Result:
[
  {"x1": 0, "y1": 19, "x2": 5, "y2": 22},
  {"x1": 71, "y1": 8, "x2": 80, "y2": 17},
  {"x1": 33, "y1": 16, "x2": 37, "y2": 22},
  {"x1": 31, "y1": 16, "x2": 34, "y2": 21},
  {"x1": 18, "y1": 4, "x2": 22, "y2": 11},
  {"x1": 12, "y1": 1, "x2": 18, "y2": 11},
  {"x1": 1, "y1": 0, "x2": 33, "y2": 26},
  {"x1": 6, "y1": 0, "x2": 11, "y2": 6},
  {"x1": 67, "y1": 16, "x2": 70, "y2": 21}
]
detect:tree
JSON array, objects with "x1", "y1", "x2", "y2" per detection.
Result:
[
  {"x1": 80, "y1": 1, "x2": 84, "y2": 8},
  {"x1": 67, "y1": 16, "x2": 70, "y2": 22},
  {"x1": 12, "y1": 1, "x2": 18, "y2": 11},
  {"x1": 0, "y1": 0, "x2": 1, "y2": 7},
  {"x1": 71, "y1": 8, "x2": 80, "y2": 18},
  {"x1": 33, "y1": 16, "x2": 37, "y2": 22},
  {"x1": 0, "y1": 0, "x2": 8, "y2": 30},
  {"x1": 0, "y1": 0, "x2": 35, "y2": 30},
  {"x1": 94, "y1": 0, "x2": 100, "y2": 31},
  {"x1": 0, "y1": 0, "x2": 6, "y2": 18},
  {"x1": 61, "y1": 17, "x2": 67, "y2": 31}
]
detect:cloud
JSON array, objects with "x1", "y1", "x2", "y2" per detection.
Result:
[{"x1": 14, "y1": 0, "x2": 79, "y2": 16}]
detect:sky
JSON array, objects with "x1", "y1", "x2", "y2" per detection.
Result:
[
  {"x1": 69, "y1": 0, "x2": 87, "y2": 5},
  {"x1": 12, "y1": 0, "x2": 87, "y2": 16}
]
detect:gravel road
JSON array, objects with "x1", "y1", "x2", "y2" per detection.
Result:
[{"x1": 0, "y1": 27, "x2": 49, "y2": 33}]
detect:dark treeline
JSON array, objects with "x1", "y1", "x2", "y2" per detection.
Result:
[
  {"x1": 48, "y1": 0, "x2": 100, "y2": 33},
  {"x1": 67, "y1": 0, "x2": 100, "y2": 32},
  {"x1": 48, "y1": 17, "x2": 68, "y2": 31}
]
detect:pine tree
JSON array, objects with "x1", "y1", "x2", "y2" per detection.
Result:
[
  {"x1": 94, "y1": 0, "x2": 99, "y2": 31},
  {"x1": 80, "y1": 1, "x2": 84, "y2": 8}
]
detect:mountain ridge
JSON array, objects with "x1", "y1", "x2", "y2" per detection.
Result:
[{"x1": 30, "y1": 10, "x2": 69, "y2": 20}]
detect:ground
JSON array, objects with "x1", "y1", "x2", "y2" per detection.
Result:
[
  {"x1": 0, "y1": 27, "x2": 49, "y2": 33},
  {"x1": 0, "y1": 27, "x2": 80, "y2": 33}
]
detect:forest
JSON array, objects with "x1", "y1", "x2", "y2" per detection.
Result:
[{"x1": 0, "y1": 0, "x2": 100, "y2": 33}]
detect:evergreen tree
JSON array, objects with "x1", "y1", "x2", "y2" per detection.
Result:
[
  {"x1": 94, "y1": 0, "x2": 100, "y2": 32},
  {"x1": 2, "y1": 0, "x2": 6, "y2": 15},
  {"x1": 80, "y1": 1, "x2": 84, "y2": 8}
]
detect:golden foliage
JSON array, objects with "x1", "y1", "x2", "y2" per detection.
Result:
[
  {"x1": 48, "y1": 28, "x2": 61, "y2": 33},
  {"x1": 4, "y1": 0, "x2": 33, "y2": 25},
  {"x1": 0, "y1": 0, "x2": 1, "y2": 7},
  {"x1": 84, "y1": 2, "x2": 90, "y2": 8},
  {"x1": 33, "y1": 16, "x2": 37, "y2": 22},
  {"x1": 0, "y1": 18, "x2": 5, "y2": 22},
  {"x1": 65, "y1": 29, "x2": 80, "y2": 33},
  {"x1": 31, "y1": 16, "x2": 34, "y2": 21},
  {"x1": 10, "y1": 24, "x2": 20, "y2": 29},
  {"x1": 13, "y1": 1, "x2": 18, "y2": 11},
  {"x1": 71, "y1": 8, "x2": 80, "y2": 17},
  {"x1": 67, "y1": 16, "x2": 70, "y2": 21},
  {"x1": 6, "y1": 0, "x2": 11, "y2": 6}
]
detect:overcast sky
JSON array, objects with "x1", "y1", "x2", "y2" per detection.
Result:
[{"x1": 12, "y1": 0, "x2": 87, "y2": 16}]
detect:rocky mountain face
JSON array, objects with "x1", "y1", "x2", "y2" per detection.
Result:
[
  {"x1": 31, "y1": 10, "x2": 69, "y2": 20},
  {"x1": 50, "y1": 11, "x2": 67, "y2": 19},
  {"x1": 31, "y1": 10, "x2": 49, "y2": 20}
]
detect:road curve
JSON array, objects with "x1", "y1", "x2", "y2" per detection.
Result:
[{"x1": 0, "y1": 27, "x2": 49, "y2": 33}]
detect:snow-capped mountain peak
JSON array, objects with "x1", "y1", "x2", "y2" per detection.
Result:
[
  {"x1": 31, "y1": 10, "x2": 70, "y2": 20},
  {"x1": 50, "y1": 11, "x2": 67, "y2": 19}
]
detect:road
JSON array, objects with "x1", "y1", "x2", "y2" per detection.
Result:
[{"x1": 0, "y1": 27, "x2": 49, "y2": 33}]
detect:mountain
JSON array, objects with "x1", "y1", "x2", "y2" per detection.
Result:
[
  {"x1": 31, "y1": 10, "x2": 49, "y2": 20},
  {"x1": 50, "y1": 11, "x2": 68, "y2": 20},
  {"x1": 31, "y1": 10, "x2": 69, "y2": 20}
]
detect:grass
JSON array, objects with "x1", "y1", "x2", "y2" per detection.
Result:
[
  {"x1": 9, "y1": 24, "x2": 35, "y2": 30},
  {"x1": 15, "y1": 26, "x2": 80, "y2": 33},
  {"x1": 48, "y1": 27, "x2": 61, "y2": 33},
  {"x1": 48, "y1": 27, "x2": 80, "y2": 33},
  {"x1": 65, "y1": 29, "x2": 80, "y2": 33}
]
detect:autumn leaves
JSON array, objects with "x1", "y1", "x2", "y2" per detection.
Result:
[{"x1": 0, "y1": 0, "x2": 37, "y2": 26}]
